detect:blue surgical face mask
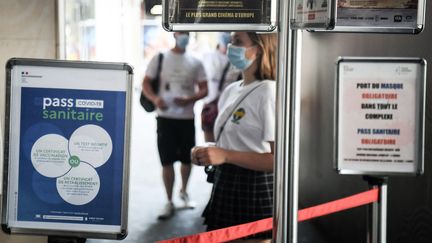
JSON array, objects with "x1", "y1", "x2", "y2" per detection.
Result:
[
  {"x1": 227, "y1": 44, "x2": 254, "y2": 71},
  {"x1": 176, "y1": 34, "x2": 189, "y2": 49}
]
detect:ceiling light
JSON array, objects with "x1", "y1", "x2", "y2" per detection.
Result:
[{"x1": 150, "y1": 4, "x2": 162, "y2": 15}]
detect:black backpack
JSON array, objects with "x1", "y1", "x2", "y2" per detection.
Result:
[{"x1": 140, "y1": 53, "x2": 163, "y2": 112}]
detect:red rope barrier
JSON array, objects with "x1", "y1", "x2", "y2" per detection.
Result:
[
  {"x1": 298, "y1": 187, "x2": 379, "y2": 222},
  {"x1": 157, "y1": 218, "x2": 272, "y2": 243},
  {"x1": 157, "y1": 188, "x2": 379, "y2": 243}
]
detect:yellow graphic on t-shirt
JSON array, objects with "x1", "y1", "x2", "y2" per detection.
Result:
[{"x1": 231, "y1": 108, "x2": 245, "y2": 124}]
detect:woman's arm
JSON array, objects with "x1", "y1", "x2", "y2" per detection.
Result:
[{"x1": 192, "y1": 142, "x2": 274, "y2": 172}]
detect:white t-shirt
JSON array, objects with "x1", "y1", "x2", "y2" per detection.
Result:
[
  {"x1": 145, "y1": 50, "x2": 207, "y2": 119},
  {"x1": 214, "y1": 80, "x2": 276, "y2": 153},
  {"x1": 202, "y1": 50, "x2": 241, "y2": 103}
]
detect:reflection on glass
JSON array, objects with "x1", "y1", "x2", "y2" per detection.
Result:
[{"x1": 64, "y1": 0, "x2": 96, "y2": 60}]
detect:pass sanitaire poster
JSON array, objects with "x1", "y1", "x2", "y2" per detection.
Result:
[{"x1": 17, "y1": 87, "x2": 126, "y2": 227}]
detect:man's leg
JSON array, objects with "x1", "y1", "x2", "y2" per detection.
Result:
[
  {"x1": 179, "y1": 162, "x2": 196, "y2": 208},
  {"x1": 158, "y1": 163, "x2": 176, "y2": 219},
  {"x1": 157, "y1": 117, "x2": 176, "y2": 219},
  {"x1": 180, "y1": 163, "x2": 191, "y2": 194},
  {"x1": 162, "y1": 164, "x2": 175, "y2": 201},
  {"x1": 178, "y1": 118, "x2": 196, "y2": 208}
]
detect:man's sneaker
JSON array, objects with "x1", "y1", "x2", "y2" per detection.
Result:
[
  {"x1": 157, "y1": 202, "x2": 175, "y2": 220},
  {"x1": 180, "y1": 191, "x2": 196, "y2": 209}
]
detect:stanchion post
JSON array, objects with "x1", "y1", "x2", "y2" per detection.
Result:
[
  {"x1": 364, "y1": 176, "x2": 387, "y2": 243},
  {"x1": 274, "y1": 0, "x2": 300, "y2": 242},
  {"x1": 379, "y1": 180, "x2": 388, "y2": 243}
]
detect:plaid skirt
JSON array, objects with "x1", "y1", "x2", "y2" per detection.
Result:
[{"x1": 203, "y1": 164, "x2": 274, "y2": 239}]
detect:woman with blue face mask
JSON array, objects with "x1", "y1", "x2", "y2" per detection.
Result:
[{"x1": 191, "y1": 32, "x2": 277, "y2": 242}]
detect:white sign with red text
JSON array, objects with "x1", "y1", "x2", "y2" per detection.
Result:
[{"x1": 337, "y1": 58, "x2": 425, "y2": 175}]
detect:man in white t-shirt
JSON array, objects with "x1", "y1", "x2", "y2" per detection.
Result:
[{"x1": 142, "y1": 32, "x2": 208, "y2": 220}]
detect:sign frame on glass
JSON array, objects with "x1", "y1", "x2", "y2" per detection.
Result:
[
  {"x1": 291, "y1": 0, "x2": 336, "y2": 30},
  {"x1": 1, "y1": 58, "x2": 132, "y2": 240},
  {"x1": 313, "y1": 0, "x2": 426, "y2": 34},
  {"x1": 335, "y1": 57, "x2": 426, "y2": 176},
  {"x1": 162, "y1": 0, "x2": 277, "y2": 32}
]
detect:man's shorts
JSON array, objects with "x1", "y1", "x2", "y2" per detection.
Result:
[{"x1": 156, "y1": 117, "x2": 195, "y2": 166}]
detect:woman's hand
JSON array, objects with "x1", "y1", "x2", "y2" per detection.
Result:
[{"x1": 191, "y1": 146, "x2": 227, "y2": 166}]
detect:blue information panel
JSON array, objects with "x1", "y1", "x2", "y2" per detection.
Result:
[{"x1": 2, "y1": 59, "x2": 132, "y2": 239}]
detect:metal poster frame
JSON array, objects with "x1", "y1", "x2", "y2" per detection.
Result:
[
  {"x1": 335, "y1": 57, "x2": 426, "y2": 176},
  {"x1": 2, "y1": 58, "x2": 132, "y2": 240},
  {"x1": 162, "y1": 0, "x2": 278, "y2": 31},
  {"x1": 316, "y1": 0, "x2": 426, "y2": 34},
  {"x1": 291, "y1": 0, "x2": 336, "y2": 30}
]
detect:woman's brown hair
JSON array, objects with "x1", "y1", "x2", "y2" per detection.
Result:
[{"x1": 247, "y1": 32, "x2": 278, "y2": 81}]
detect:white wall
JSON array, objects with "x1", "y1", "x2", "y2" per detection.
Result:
[{"x1": 0, "y1": 0, "x2": 56, "y2": 242}]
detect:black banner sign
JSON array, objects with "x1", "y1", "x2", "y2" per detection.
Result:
[{"x1": 170, "y1": 0, "x2": 271, "y2": 24}]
